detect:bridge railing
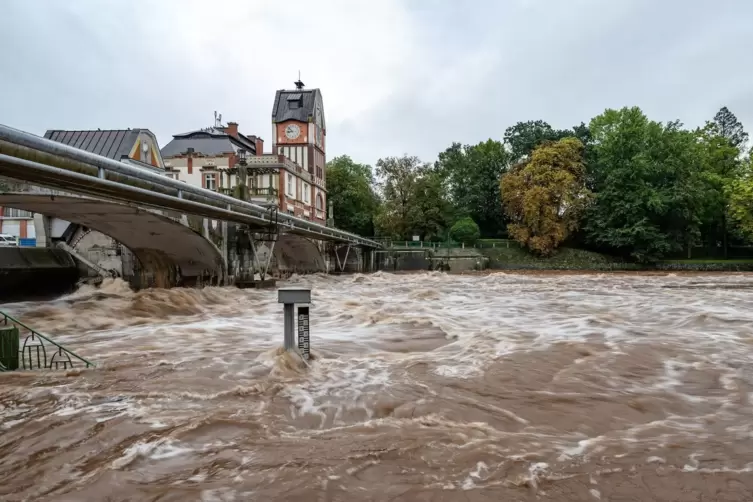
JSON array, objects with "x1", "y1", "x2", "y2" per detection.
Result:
[
  {"x1": 0, "y1": 124, "x2": 381, "y2": 248},
  {"x1": 1, "y1": 310, "x2": 96, "y2": 371}
]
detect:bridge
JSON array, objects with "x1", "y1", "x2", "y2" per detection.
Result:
[{"x1": 0, "y1": 124, "x2": 381, "y2": 287}]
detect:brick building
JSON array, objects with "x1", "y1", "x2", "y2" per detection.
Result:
[{"x1": 160, "y1": 80, "x2": 328, "y2": 223}]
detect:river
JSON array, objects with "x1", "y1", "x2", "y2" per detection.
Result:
[{"x1": 2, "y1": 271, "x2": 753, "y2": 501}]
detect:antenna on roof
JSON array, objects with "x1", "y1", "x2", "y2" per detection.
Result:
[
  {"x1": 214, "y1": 111, "x2": 223, "y2": 128},
  {"x1": 294, "y1": 70, "x2": 305, "y2": 90}
]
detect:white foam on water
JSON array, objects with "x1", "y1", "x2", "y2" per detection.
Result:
[
  {"x1": 5, "y1": 272, "x2": 753, "y2": 496},
  {"x1": 110, "y1": 438, "x2": 194, "y2": 470}
]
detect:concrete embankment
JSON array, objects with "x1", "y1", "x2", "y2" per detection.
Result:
[{"x1": 0, "y1": 247, "x2": 80, "y2": 302}]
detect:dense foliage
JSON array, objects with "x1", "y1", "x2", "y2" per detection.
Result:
[
  {"x1": 501, "y1": 137, "x2": 590, "y2": 255},
  {"x1": 325, "y1": 105, "x2": 752, "y2": 262},
  {"x1": 449, "y1": 217, "x2": 480, "y2": 245},
  {"x1": 325, "y1": 155, "x2": 379, "y2": 236}
]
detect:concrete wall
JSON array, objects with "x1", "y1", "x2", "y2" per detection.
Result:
[
  {"x1": 0, "y1": 247, "x2": 79, "y2": 301},
  {"x1": 69, "y1": 228, "x2": 124, "y2": 277},
  {"x1": 375, "y1": 248, "x2": 488, "y2": 273}
]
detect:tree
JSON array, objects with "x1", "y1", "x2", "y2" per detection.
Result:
[
  {"x1": 584, "y1": 107, "x2": 708, "y2": 262},
  {"x1": 325, "y1": 155, "x2": 379, "y2": 236},
  {"x1": 412, "y1": 170, "x2": 452, "y2": 241},
  {"x1": 373, "y1": 155, "x2": 451, "y2": 240},
  {"x1": 694, "y1": 123, "x2": 744, "y2": 255},
  {"x1": 726, "y1": 174, "x2": 753, "y2": 242},
  {"x1": 500, "y1": 137, "x2": 590, "y2": 256},
  {"x1": 711, "y1": 106, "x2": 749, "y2": 150},
  {"x1": 449, "y1": 217, "x2": 480, "y2": 244},
  {"x1": 435, "y1": 139, "x2": 510, "y2": 237},
  {"x1": 503, "y1": 120, "x2": 573, "y2": 163}
]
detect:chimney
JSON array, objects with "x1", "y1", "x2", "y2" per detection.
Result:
[
  {"x1": 255, "y1": 137, "x2": 264, "y2": 156},
  {"x1": 226, "y1": 121, "x2": 238, "y2": 137}
]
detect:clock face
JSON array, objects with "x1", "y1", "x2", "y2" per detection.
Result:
[{"x1": 285, "y1": 124, "x2": 301, "y2": 140}]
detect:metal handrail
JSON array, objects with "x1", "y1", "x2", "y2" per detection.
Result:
[
  {"x1": 0, "y1": 310, "x2": 95, "y2": 370},
  {"x1": 0, "y1": 124, "x2": 381, "y2": 248}
]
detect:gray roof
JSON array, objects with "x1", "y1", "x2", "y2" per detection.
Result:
[
  {"x1": 161, "y1": 136, "x2": 236, "y2": 157},
  {"x1": 272, "y1": 88, "x2": 324, "y2": 126},
  {"x1": 44, "y1": 129, "x2": 143, "y2": 160},
  {"x1": 160, "y1": 129, "x2": 258, "y2": 158}
]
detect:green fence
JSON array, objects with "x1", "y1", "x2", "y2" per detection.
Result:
[
  {"x1": 380, "y1": 238, "x2": 520, "y2": 250},
  {"x1": 0, "y1": 310, "x2": 95, "y2": 371}
]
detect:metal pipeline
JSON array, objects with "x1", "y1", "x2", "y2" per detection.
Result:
[
  {"x1": 0, "y1": 154, "x2": 354, "y2": 243},
  {"x1": 0, "y1": 123, "x2": 380, "y2": 247}
]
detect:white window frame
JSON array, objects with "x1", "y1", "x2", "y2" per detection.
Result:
[
  {"x1": 302, "y1": 182, "x2": 310, "y2": 204},
  {"x1": 204, "y1": 172, "x2": 217, "y2": 191},
  {"x1": 287, "y1": 173, "x2": 294, "y2": 197}
]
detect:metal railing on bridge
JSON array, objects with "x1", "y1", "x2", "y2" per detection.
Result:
[{"x1": 0, "y1": 124, "x2": 381, "y2": 248}]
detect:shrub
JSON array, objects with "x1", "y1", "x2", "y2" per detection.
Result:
[{"x1": 449, "y1": 217, "x2": 480, "y2": 245}]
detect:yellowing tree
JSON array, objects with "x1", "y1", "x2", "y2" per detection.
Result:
[{"x1": 500, "y1": 137, "x2": 591, "y2": 256}]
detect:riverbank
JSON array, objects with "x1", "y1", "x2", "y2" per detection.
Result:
[{"x1": 479, "y1": 247, "x2": 753, "y2": 272}]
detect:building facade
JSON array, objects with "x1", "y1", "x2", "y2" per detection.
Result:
[{"x1": 160, "y1": 81, "x2": 328, "y2": 223}]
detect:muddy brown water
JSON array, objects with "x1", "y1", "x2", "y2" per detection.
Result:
[{"x1": 2, "y1": 271, "x2": 753, "y2": 501}]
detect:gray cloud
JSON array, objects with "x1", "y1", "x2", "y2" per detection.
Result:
[{"x1": 1, "y1": 0, "x2": 751, "y2": 167}]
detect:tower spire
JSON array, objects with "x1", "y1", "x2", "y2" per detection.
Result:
[{"x1": 294, "y1": 70, "x2": 305, "y2": 90}]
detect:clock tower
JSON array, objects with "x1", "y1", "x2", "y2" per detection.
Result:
[{"x1": 271, "y1": 78, "x2": 327, "y2": 187}]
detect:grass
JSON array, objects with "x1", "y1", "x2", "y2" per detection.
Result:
[
  {"x1": 479, "y1": 246, "x2": 638, "y2": 270},
  {"x1": 660, "y1": 259, "x2": 753, "y2": 264}
]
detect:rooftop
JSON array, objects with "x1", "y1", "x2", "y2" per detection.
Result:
[
  {"x1": 272, "y1": 87, "x2": 325, "y2": 129},
  {"x1": 161, "y1": 125, "x2": 259, "y2": 158},
  {"x1": 44, "y1": 129, "x2": 152, "y2": 161}
]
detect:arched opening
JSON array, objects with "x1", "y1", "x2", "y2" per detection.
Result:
[{"x1": 0, "y1": 194, "x2": 225, "y2": 288}]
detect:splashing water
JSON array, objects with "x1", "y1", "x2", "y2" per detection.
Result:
[{"x1": 2, "y1": 271, "x2": 753, "y2": 501}]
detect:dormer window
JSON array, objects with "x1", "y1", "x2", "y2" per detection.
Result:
[{"x1": 287, "y1": 93, "x2": 303, "y2": 109}]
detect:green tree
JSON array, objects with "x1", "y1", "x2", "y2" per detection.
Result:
[
  {"x1": 325, "y1": 155, "x2": 380, "y2": 236},
  {"x1": 374, "y1": 155, "x2": 451, "y2": 240},
  {"x1": 449, "y1": 217, "x2": 480, "y2": 244},
  {"x1": 435, "y1": 139, "x2": 510, "y2": 237},
  {"x1": 585, "y1": 107, "x2": 708, "y2": 262},
  {"x1": 727, "y1": 174, "x2": 753, "y2": 242},
  {"x1": 503, "y1": 120, "x2": 573, "y2": 163},
  {"x1": 711, "y1": 106, "x2": 749, "y2": 150},
  {"x1": 694, "y1": 122, "x2": 744, "y2": 255},
  {"x1": 500, "y1": 137, "x2": 590, "y2": 256},
  {"x1": 412, "y1": 170, "x2": 452, "y2": 241}
]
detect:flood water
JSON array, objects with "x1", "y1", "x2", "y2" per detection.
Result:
[{"x1": 2, "y1": 271, "x2": 753, "y2": 501}]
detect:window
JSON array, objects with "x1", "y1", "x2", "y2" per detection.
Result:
[
  {"x1": 302, "y1": 182, "x2": 310, "y2": 203},
  {"x1": 287, "y1": 173, "x2": 294, "y2": 196},
  {"x1": 2, "y1": 207, "x2": 32, "y2": 218},
  {"x1": 204, "y1": 173, "x2": 217, "y2": 190},
  {"x1": 316, "y1": 193, "x2": 324, "y2": 211}
]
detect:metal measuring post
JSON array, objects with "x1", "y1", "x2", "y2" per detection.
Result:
[{"x1": 277, "y1": 287, "x2": 311, "y2": 359}]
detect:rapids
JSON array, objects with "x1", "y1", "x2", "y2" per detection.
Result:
[{"x1": 2, "y1": 271, "x2": 753, "y2": 501}]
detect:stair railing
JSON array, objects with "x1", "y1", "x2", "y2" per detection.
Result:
[{"x1": 0, "y1": 310, "x2": 95, "y2": 370}]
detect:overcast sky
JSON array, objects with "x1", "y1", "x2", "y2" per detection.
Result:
[{"x1": 2, "y1": 0, "x2": 751, "y2": 166}]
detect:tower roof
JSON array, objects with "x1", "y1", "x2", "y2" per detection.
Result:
[{"x1": 272, "y1": 87, "x2": 325, "y2": 129}]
